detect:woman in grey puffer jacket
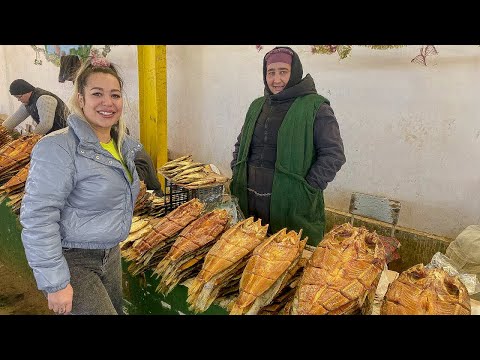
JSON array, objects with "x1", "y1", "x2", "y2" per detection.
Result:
[{"x1": 20, "y1": 56, "x2": 141, "y2": 315}]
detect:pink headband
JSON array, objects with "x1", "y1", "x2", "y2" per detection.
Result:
[
  {"x1": 90, "y1": 50, "x2": 111, "y2": 68},
  {"x1": 265, "y1": 48, "x2": 293, "y2": 66}
]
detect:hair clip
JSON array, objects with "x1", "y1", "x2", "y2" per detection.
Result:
[{"x1": 90, "y1": 49, "x2": 111, "y2": 68}]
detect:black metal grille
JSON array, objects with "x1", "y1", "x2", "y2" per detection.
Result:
[{"x1": 163, "y1": 180, "x2": 224, "y2": 213}]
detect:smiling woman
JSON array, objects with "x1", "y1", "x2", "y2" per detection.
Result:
[
  {"x1": 230, "y1": 46, "x2": 346, "y2": 247},
  {"x1": 19, "y1": 56, "x2": 142, "y2": 315}
]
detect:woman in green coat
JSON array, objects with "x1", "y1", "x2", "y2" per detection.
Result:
[{"x1": 230, "y1": 46, "x2": 346, "y2": 246}]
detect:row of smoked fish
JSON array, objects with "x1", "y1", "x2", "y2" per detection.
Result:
[
  {"x1": 0, "y1": 125, "x2": 470, "y2": 315},
  {"x1": 122, "y1": 197, "x2": 472, "y2": 315},
  {"x1": 158, "y1": 155, "x2": 229, "y2": 189},
  {"x1": 0, "y1": 126, "x2": 42, "y2": 213}
]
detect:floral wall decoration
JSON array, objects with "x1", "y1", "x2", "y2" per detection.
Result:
[
  {"x1": 409, "y1": 45, "x2": 438, "y2": 66},
  {"x1": 30, "y1": 45, "x2": 113, "y2": 66},
  {"x1": 256, "y1": 45, "x2": 440, "y2": 66}
]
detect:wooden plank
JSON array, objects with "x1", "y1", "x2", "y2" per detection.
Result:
[{"x1": 349, "y1": 192, "x2": 401, "y2": 226}]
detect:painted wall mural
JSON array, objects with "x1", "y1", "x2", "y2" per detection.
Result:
[
  {"x1": 256, "y1": 45, "x2": 440, "y2": 66},
  {"x1": 30, "y1": 45, "x2": 113, "y2": 66}
]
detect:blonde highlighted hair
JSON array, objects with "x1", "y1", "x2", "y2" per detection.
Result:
[{"x1": 67, "y1": 58, "x2": 127, "y2": 158}]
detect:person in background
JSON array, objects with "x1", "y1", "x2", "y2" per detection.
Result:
[
  {"x1": 3, "y1": 79, "x2": 69, "y2": 135},
  {"x1": 134, "y1": 147, "x2": 164, "y2": 196},
  {"x1": 125, "y1": 127, "x2": 164, "y2": 197},
  {"x1": 20, "y1": 55, "x2": 141, "y2": 315},
  {"x1": 230, "y1": 46, "x2": 346, "y2": 246}
]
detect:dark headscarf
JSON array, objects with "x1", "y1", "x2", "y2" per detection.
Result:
[
  {"x1": 263, "y1": 46, "x2": 303, "y2": 95},
  {"x1": 9, "y1": 79, "x2": 35, "y2": 95}
]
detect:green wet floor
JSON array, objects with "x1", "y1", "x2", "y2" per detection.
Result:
[
  {"x1": 0, "y1": 258, "x2": 51, "y2": 315},
  {"x1": 122, "y1": 263, "x2": 228, "y2": 315}
]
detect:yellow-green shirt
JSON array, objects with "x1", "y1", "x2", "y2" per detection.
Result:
[{"x1": 100, "y1": 139, "x2": 132, "y2": 183}]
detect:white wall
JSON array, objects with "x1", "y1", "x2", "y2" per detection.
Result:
[
  {"x1": 0, "y1": 45, "x2": 140, "y2": 139},
  {"x1": 167, "y1": 45, "x2": 480, "y2": 238},
  {"x1": 167, "y1": 45, "x2": 263, "y2": 170}
]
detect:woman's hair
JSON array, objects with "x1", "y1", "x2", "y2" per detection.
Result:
[{"x1": 68, "y1": 58, "x2": 127, "y2": 157}]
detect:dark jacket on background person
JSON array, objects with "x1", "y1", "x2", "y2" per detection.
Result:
[
  {"x1": 230, "y1": 46, "x2": 346, "y2": 246},
  {"x1": 134, "y1": 147, "x2": 164, "y2": 196},
  {"x1": 27, "y1": 88, "x2": 69, "y2": 133},
  {"x1": 124, "y1": 127, "x2": 164, "y2": 196},
  {"x1": 20, "y1": 114, "x2": 141, "y2": 293}
]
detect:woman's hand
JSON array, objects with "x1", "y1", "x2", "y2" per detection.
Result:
[{"x1": 48, "y1": 283, "x2": 73, "y2": 315}]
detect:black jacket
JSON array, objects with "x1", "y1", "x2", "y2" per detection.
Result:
[
  {"x1": 26, "y1": 88, "x2": 69, "y2": 134},
  {"x1": 232, "y1": 47, "x2": 346, "y2": 191},
  {"x1": 134, "y1": 148, "x2": 164, "y2": 196}
]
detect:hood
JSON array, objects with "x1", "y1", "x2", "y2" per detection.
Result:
[
  {"x1": 263, "y1": 46, "x2": 303, "y2": 95},
  {"x1": 266, "y1": 74, "x2": 318, "y2": 102}
]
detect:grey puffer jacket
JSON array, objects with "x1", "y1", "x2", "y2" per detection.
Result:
[{"x1": 20, "y1": 114, "x2": 141, "y2": 293}]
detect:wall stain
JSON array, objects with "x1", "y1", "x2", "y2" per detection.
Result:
[
  {"x1": 400, "y1": 115, "x2": 457, "y2": 150},
  {"x1": 442, "y1": 118, "x2": 456, "y2": 132},
  {"x1": 399, "y1": 115, "x2": 428, "y2": 150}
]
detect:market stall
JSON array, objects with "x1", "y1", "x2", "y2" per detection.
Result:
[{"x1": 1, "y1": 148, "x2": 478, "y2": 315}]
